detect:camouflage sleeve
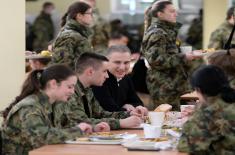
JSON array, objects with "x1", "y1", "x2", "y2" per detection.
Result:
[
  {"x1": 144, "y1": 32, "x2": 185, "y2": 70},
  {"x1": 51, "y1": 33, "x2": 91, "y2": 69},
  {"x1": 208, "y1": 29, "x2": 223, "y2": 50},
  {"x1": 177, "y1": 109, "x2": 223, "y2": 154},
  {"x1": 65, "y1": 96, "x2": 129, "y2": 130},
  {"x1": 51, "y1": 36, "x2": 77, "y2": 67},
  {"x1": 33, "y1": 20, "x2": 51, "y2": 49},
  {"x1": 19, "y1": 106, "x2": 83, "y2": 148}
]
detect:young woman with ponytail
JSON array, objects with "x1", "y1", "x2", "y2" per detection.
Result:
[
  {"x1": 1, "y1": 65, "x2": 93, "y2": 155},
  {"x1": 178, "y1": 65, "x2": 235, "y2": 154},
  {"x1": 51, "y1": 1, "x2": 94, "y2": 70}
]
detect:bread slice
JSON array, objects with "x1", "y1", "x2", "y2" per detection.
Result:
[{"x1": 154, "y1": 104, "x2": 172, "y2": 112}]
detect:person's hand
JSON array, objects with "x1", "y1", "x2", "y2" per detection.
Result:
[
  {"x1": 185, "y1": 50, "x2": 203, "y2": 61},
  {"x1": 185, "y1": 52, "x2": 196, "y2": 61},
  {"x1": 120, "y1": 116, "x2": 142, "y2": 128},
  {"x1": 135, "y1": 106, "x2": 148, "y2": 117},
  {"x1": 94, "y1": 122, "x2": 110, "y2": 132},
  {"x1": 181, "y1": 107, "x2": 195, "y2": 118},
  {"x1": 122, "y1": 104, "x2": 135, "y2": 112},
  {"x1": 129, "y1": 110, "x2": 142, "y2": 117},
  {"x1": 77, "y1": 123, "x2": 93, "y2": 134}
]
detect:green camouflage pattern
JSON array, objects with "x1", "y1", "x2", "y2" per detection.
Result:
[
  {"x1": 1, "y1": 92, "x2": 83, "y2": 155},
  {"x1": 33, "y1": 12, "x2": 54, "y2": 51},
  {"x1": 62, "y1": 80, "x2": 130, "y2": 130},
  {"x1": 91, "y1": 8, "x2": 110, "y2": 53},
  {"x1": 230, "y1": 78, "x2": 235, "y2": 88},
  {"x1": 186, "y1": 17, "x2": 203, "y2": 49},
  {"x1": 208, "y1": 21, "x2": 235, "y2": 50},
  {"x1": 178, "y1": 97, "x2": 235, "y2": 155},
  {"x1": 141, "y1": 19, "x2": 192, "y2": 110},
  {"x1": 51, "y1": 19, "x2": 93, "y2": 70}
]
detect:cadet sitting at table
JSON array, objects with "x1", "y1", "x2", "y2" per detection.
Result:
[
  {"x1": 92, "y1": 45, "x2": 148, "y2": 114},
  {"x1": 178, "y1": 65, "x2": 235, "y2": 154},
  {"x1": 1, "y1": 65, "x2": 96, "y2": 155},
  {"x1": 61, "y1": 52, "x2": 142, "y2": 130}
]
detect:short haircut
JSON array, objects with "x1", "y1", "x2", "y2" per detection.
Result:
[
  {"x1": 75, "y1": 52, "x2": 109, "y2": 74},
  {"x1": 151, "y1": 0, "x2": 172, "y2": 18},
  {"x1": 226, "y1": 7, "x2": 235, "y2": 20},
  {"x1": 106, "y1": 45, "x2": 131, "y2": 56},
  {"x1": 110, "y1": 32, "x2": 125, "y2": 40},
  {"x1": 43, "y1": 2, "x2": 54, "y2": 9}
]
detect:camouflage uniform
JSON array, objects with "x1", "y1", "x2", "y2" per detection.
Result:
[
  {"x1": 178, "y1": 97, "x2": 235, "y2": 155},
  {"x1": 51, "y1": 19, "x2": 93, "y2": 70},
  {"x1": 141, "y1": 19, "x2": 191, "y2": 110},
  {"x1": 186, "y1": 17, "x2": 203, "y2": 49},
  {"x1": 91, "y1": 8, "x2": 110, "y2": 53},
  {"x1": 1, "y1": 92, "x2": 83, "y2": 155},
  {"x1": 208, "y1": 21, "x2": 235, "y2": 50},
  {"x1": 33, "y1": 12, "x2": 54, "y2": 51},
  {"x1": 61, "y1": 80, "x2": 130, "y2": 130}
]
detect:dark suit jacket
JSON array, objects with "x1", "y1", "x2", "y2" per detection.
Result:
[{"x1": 92, "y1": 72, "x2": 143, "y2": 112}]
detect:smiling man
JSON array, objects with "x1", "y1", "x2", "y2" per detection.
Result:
[{"x1": 92, "y1": 45, "x2": 148, "y2": 116}]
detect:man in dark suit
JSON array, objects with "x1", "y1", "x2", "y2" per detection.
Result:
[{"x1": 92, "y1": 45, "x2": 148, "y2": 116}]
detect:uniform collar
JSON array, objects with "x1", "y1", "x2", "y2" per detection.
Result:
[
  {"x1": 75, "y1": 79, "x2": 90, "y2": 97},
  {"x1": 153, "y1": 18, "x2": 182, "y2": 32},
  {"x1": 38, "y1": 91, "x2": 53, "y2": 113},
  {"x1": 65, "y1": 19, "x2": 92, "y2": 38}
]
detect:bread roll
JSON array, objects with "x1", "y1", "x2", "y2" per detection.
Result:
[{"x1": 154, "y1": 104, "x2": 172, "y2": 112}]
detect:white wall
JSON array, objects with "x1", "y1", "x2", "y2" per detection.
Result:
[{"x1": 0, "y1": 1, "x2": 25, "y2": 122}]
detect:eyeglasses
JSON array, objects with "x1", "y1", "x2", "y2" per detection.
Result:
[{"x1": 84, "y1": 12, "x2": 93, "y2": 16}]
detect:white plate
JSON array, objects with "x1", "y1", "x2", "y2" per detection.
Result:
[
  {"x1": 65, "y1": 139, "x2": 122, "y2": 145},
  {"x1": 65, "y1": 134, "x2": 137, "y2": 145}
]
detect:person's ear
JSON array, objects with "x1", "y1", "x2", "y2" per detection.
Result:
[
  {"x1": 75, "y1": 13, "x2": 83, "y2": 21},
  {"x1": 157, "y1": 12, "x2": 163, "y2": 18},
  {"x1": 47, "y1": 79, "x2": 58, "y2": 89},
  {"x1": 84, "y1": 67, "x2": 94, "y2": 76}
]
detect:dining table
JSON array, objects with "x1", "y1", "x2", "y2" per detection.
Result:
[{"x1": 29, "y1": 129, "x2": 188, "y2": 155}]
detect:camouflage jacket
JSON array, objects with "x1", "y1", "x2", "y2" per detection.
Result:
[
  {"x1": 178, "y1": 97, "x2": 235, "y2": 155},
  {"x1": 186, "y1": 17, "x2": 203, "y2": 49},
  {"x1": 208, "y1": 21, "x2": 235, "y2": 50},
  {"x1": 63, "y1": 80, "x2": 130, "y2": 130},
  {"x1": 91, "y1": 8, "x2": 110, "y2": 53},
  {"x1": 51, "y1": 19, "x2": 93, "y2": 70},
  {"x1": 33, "y1": 12, "x2": 54, "y2": 51},
  {"x1": 1, "y1": 92, "x2": 83, "y2": 155},
  {"x1": 141, "y1": 19, "x2": 191, "y2": 109}
]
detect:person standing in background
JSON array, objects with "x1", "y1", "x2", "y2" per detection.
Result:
[
  {"x1": 32, "y1": 2, "x2": 55, "y2": 52},
  {"x1": 186, "y1": 9, "x2": 203, "y2": 49},
  {"x1": 51, "y1": 2, "x2": 93, "y2": 70},
  {"x1": 208, "y1": 7, "x2": 235, "y2": 49},
  {"x1": 141, "y1": 0, "x2": 202, "y2": 110},
  {"x1": 80, "y1": 0, "x2": 110, "y2": 53}
]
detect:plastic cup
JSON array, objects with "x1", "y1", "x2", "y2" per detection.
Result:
[
  {"x1": 180, "y1": 46, "x2": 192, "y2": 54},
  {"x1": 148, "y1": 112, "x2": 165, "y2": 127},
  {"x1": 143, "y1": 124, "x2": 161, "y2": 138}
]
